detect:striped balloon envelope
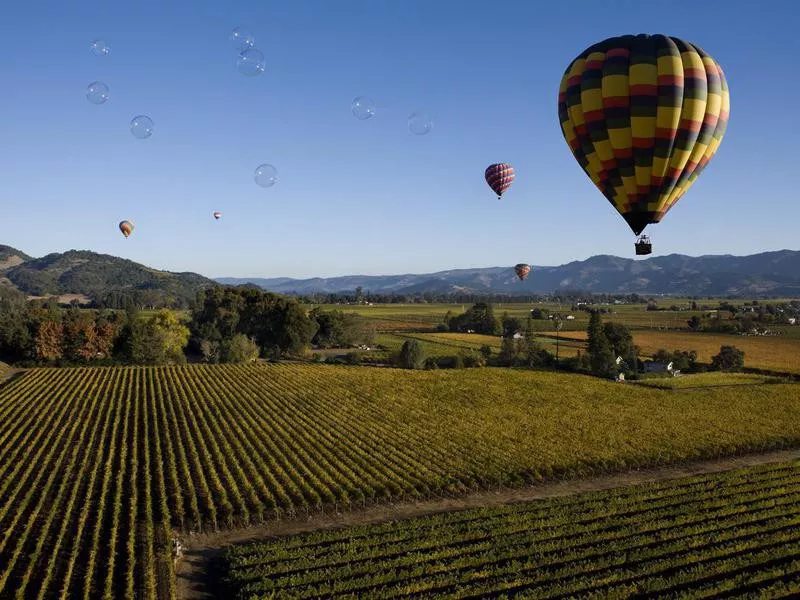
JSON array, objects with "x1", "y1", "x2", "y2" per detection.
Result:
[
  {"x1": 514, "y1": 263, "x2": 531, "y2": 281},
  {"x1": 558, "y1": 34, "x2": 730, "y2": 236},
  {"x1": 485, "y1": 163, "x2": 515, "y2": 199}
]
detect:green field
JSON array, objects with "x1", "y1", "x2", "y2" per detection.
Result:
[
  {"x1": 633, "y1": 372, "x2": 787, "y2": 390},
  {"x1": 1, "y1": 364, "x2": 800, "y2": 598},
  {"x1": 222, "y1": 459, "x2": 800, "y2": 599}
]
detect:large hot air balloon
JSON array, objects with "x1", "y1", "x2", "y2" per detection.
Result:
[
  {"x1": 119, "y1": 220, "x2": 134, "y2": 238},
  {"x1": 557, "y1": 34, "x2": 729, "y2": 255},
  {"x1": 485, "y1": 163, "x2": 515, "y2": 199},
  {"x1": 213, "y1": 211, "x2": 222, "y2": 220},
  {"x1": 514, "y1": 263, "x2": 531, "y2": 281}
]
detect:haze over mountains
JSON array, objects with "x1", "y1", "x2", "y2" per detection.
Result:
[
  {"x1": 2, "y1": 245, "x2": 799, "y2": 300},
  {"x1": 218, "y1": 250, "x2": 800, "y2": 297}
]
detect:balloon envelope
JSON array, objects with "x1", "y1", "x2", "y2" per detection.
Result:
[
  {"x1": 485, "y1": 163, "x2": 515, "y2": 198},
  {"x1": 213, "y1": 211, "x2": 222, "y2": 220},
  {"x1": 557, "y1": 34, "x2": 729, "y2": 235},
  {"x1": 119, "y1": 220, "x2": 134, "y2": 238},
  {"x1": 514, "y1": 263, "x2": 531, "y2": 281}
]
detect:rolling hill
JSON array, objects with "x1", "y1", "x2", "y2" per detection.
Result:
[
  {"x1": 217, "y1": 250, "x2": 800, "y2": 297},
  {"x1": 0, "y1": 245, "x2": 214, "y2": 306}
]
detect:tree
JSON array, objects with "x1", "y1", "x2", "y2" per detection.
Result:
[
  {"x1": 221, "y1": 334, "x2": 259, "y2": 363},
  {"x1": 311, "y1": 310, "x2": 375, "y2": 348},
  {"x1": 523, "y1": 317, "x2": 551, "y2": 367},
  {"x1": 603, "y1": 322, "x2": 635, "y2": 369},
  {"x1": 530, "y1": 308, "x2": 545, "y2": 320},
  {"x1": 497, "y1": 335, "x2": 520, "y2": 366},
  {"x1": 398, "y1": 339, "x2": 425, "y2": 369},
  {"x1": 448, "y1": 302, "x2": 499, "y2": 335},
  {"x1": 63, "y1": 311, "x2": 100, "y2": 362},
  {"x1": 687, "y1": 315, "x2": 702, "y2": 331},
  {"x1": 501, "y1": 315, "x2": 523, "y2": 338},
  {"x1": 711, "y1": 345, "x2": 745, "y2": 371},
  {"x1": 587, "y1": 311, "x2": 615, "y2": 377},
  {"x1": 129, "y1": 310, "x2": 189, "y2": 364},
  {"x1": 34, "y1": 319, "x2": 64, "y2": 362},
  {"x1": 0, "y1": 298, "x2": 32, "y2": 361}
]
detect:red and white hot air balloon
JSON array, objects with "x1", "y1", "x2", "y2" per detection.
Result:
[
  {"x1": 514, "y1": 263, "x2": 531, "y2": 281},
  {"x1": 485, "y1": 163, "x2": 515, "y2": 199}
]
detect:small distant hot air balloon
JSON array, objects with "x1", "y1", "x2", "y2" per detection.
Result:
[
  {"x1": 514, "y1": 263, "x2": 531, "y2": 281},
  {"x1": 557, "y1": 34, "x2": 730, "y2": 255},
  {"x1": 213, "y1": 211, "x2": 222, "y2": 220},
  {"x1": 485, "y1": 163, "x2": 515, "y2": 199},
  {"x1": 119, "y1": 220, "x2": 134, "y2": 238}
]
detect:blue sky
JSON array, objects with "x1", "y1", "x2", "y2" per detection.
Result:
[{"x1": 0, "y1": 0, "x2": 798, "y2": 278}]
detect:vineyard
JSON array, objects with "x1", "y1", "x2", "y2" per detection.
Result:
[
  {"x1": 222, "y1": 460, "x2": 800, "y2": 598},
  {"x1": 1, "y1": 364, "x2": 800, "y2": 597}
]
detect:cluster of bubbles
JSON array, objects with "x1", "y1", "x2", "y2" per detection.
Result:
[
  {"x1": 230, "y1": 28, "x2": 272, "y2": 184},
  {"x1": 86, "y1": 38, "x2": 155, "y2": 140},
  {"x1": 231, "y1": 27, "x2": 265, "y2": 77},
  {"x1": 350, "y1": 96, "x2": 433, "y2": 135},
  {"x1": 88, "y1": 25, "x2": 436, "y2": 236}
]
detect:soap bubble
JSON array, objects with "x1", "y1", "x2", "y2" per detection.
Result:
[
  {"x1": 254, "y1": 164, "x2": 277, "y2": 188},
  {"x1": 130, "y1": 115, "x2": 154, "y2": 139},
  {"x1": 237, "y1": 48, "x2": 265, "y2": 77},
  {"x1": 409, "y1": 111, "x2": 433, "y2": 135},
  {"x1": 90, "y1": 39, "x2": 110, "y2": 56},
  {"x1": 231, "y1": 27, "x2": 255, "y2": 51},
  {"x1": 351, "y1": 96, "x2": 376, "y2": 120},
  {"x1": 86, "y1": 81, "x2": 109, "y2": 105}
]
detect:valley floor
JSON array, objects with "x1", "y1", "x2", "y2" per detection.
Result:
[{"x1": 176, "y1": 447, "x2": 800, "y2": 599}]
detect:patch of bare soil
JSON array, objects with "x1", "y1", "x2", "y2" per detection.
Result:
[{"x1": 175, "y1": 447, "x2": 800, "y2": 599}]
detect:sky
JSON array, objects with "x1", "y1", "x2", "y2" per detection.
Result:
[{"x1": 0, "y1": 0, "x2": 798, "y2": 278}]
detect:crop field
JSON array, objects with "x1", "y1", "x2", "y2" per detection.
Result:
[
  {"x1": 633, "y1": 372, "x2": 786, "y2": 390},
  {"x1": 222, "y1": 459, "x2": 800, "y2": 599},
  {"x1": 321, "y1": 302, "x2": 726, "y2": 333},
  {"x1": 1, "y1": 364, "x2": 800, "y2": 598},
  {"x1": 546, "y1": 330, "x2": 800, "y2": 374}
]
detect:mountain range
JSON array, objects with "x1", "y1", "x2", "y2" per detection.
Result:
[
  {"x1": 1, "y1": 244, "x2": 798, "y2": 301},
  {"x1": 217, "y1": 250, "x2": 800, "y2": 297}
]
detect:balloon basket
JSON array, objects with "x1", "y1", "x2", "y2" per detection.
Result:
[{"x1": 635, "y1": 235, "x2": 652, "y2": 256}]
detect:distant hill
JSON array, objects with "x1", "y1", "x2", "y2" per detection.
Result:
[
  {"x1": 217, "y1": 250, "x2": 800, "y2": 297},
  {"x1": 1, "y1": 246, "x2": 214, "y2": 306}
]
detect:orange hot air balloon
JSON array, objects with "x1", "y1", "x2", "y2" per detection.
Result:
[
  {"x1": 119, "y1": 220, "x2": 134, "y2": 238},
  {"x1": 514, "y1": 263, "x2": 531, "y2": 281},
  {"x1": 213, "y1": 211, "x2": 222, "y2": 220}
]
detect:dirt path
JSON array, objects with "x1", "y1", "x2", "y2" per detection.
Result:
[{"x1": 175, "y1": 447, "x2": 800, "y2": 599}]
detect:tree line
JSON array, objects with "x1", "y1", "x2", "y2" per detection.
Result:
[{"x1": 0, "y1": 286, "x2": 373, "y2": 366}]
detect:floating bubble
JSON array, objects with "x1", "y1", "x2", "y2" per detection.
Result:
[
  {"x1": 254, "y1": 164, "x2": 277, "y2": 188},
  {"x1": 230, "y1": 27, "x2": 255, "y2": 51},
  {"x1": 90, "y1": 39, "x2": 110, "y2": 57},
  {"x1": 351, "y1": 96, "x2": 376, "y2": 120},
  {"x1": 130, "y1": 115, "x2": 154, "y2": 139},
  {"x1": 86, "y1": 81, "x2": 109, "y2": 105},
  {"x1": 409, "y1": 111, "x2": 433, "y2": 135},
  {"x1": 237, "y1": 48, "x2": 265, "y2": 77}
]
